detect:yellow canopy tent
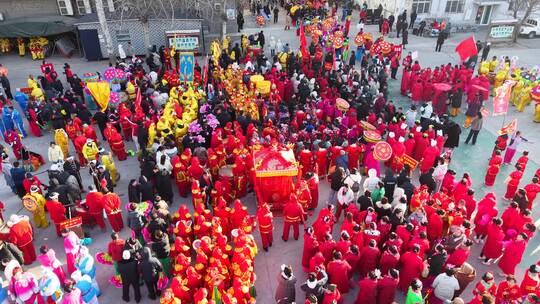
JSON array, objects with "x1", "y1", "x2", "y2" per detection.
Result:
[{"x1": 86, "y1": 81, "x2": 110, "y2": 112}]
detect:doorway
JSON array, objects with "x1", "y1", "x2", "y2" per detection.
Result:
[{"x1": 475, "y1": 5, "x2": 493, "y2": 25}]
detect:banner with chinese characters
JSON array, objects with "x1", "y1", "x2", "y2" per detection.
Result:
[
  {"x1": 493, "y1": 80, "x2": 515, "y2": 116},
  {"x1": 179, "y1": 52, "x2": 195, "y2": 83},
  {"x1": 167, "y1": 31, "x2": 200, "y2": 52},
  {"x1": 400, "y1": 154, "x2": 418, "y2": 170}
]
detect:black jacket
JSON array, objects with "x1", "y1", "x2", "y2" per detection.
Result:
[
  {"x1": 117, "y1": 258, "x2": 140, "y2": 283},
  {"x1": 139, "y1": 247, "x2": 162, "y2": 282},
  {"x1": 151, "y1": 234, "x2": 170, "y2": 259}
]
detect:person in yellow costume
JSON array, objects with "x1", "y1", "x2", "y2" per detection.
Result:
[
  {"x1": 54, "y1": 129, "x2": 69, "y2": 160},
  {"x1": 0, "y1": 39, "x2": 10, "y2": 53},
  {"x1": 17, "y1": 38, "x2": 25, "y2": 57},
  {"x1": 534, "y1": 101, "x2": 540, "y2": 122},
  {"x1": 210, "y1": 40, "x2": 221, "y2": 65},
  {"x1": 516, "y1": 83, "x2": 533, "y2": 112},
  {"x1": 222, "y1": 36, "x2": 231, "y2": 53},
  {"x1": 126, "y1": 82, "x2": 136, "y2": 100},
  {"x1": 22, "y1": 185, "x2": 49, "y2": 228},
  {"x1": 99, "y1": 148, "x2": 118, "y2": 186},
  {"x1": 511, "y1": 79, "x2": 524, "y2": 106},
  {"x1": 82, "y1": 139, "x2": 99, "y2": 162},
  {"x1": 488, "y1": 56, "x2": 499, "y2": 73},
  {"x1": 478, "y1": 61, "x2": 490, "y2": 75},
  {"x1": 147, "y1": 122, "x2": 156, "y2": 149},
  {"x1": 241, "y1": 35, "x2": 249, "y2": 56},
  {"x1": 278, "y1": 52, "x2": 288, "y2": 69},
  {"x1": 493, "y1": 69, "x2": 507, "y2": 90}
]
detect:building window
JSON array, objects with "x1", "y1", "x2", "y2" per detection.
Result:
[
  {"x1": 445, "y1": 0, "x2": 464, "y2": 13},
  {"x1": 57, "y1": 0, "x2": 74, "y2": 15},
  {"x1": 116, "y1": 30, "x2": 131, "y2": 44},
  {"x1": 76, "y1": 0, "x2": 89, "y2": 15},
  {"x1": 412, "y1": 0, "x2": 431, "y2": 14},
  {"x1": 103, "y1": 0, "x2": 116, "y2": 12}
]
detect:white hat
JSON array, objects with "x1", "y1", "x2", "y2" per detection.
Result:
[
  {"x1": 431, "y1": 140, "x2": 437, "y2": 147},
  {"x1": 416, "y1": 126, "x2": 422, "y2": 132},
  {"x1": 7, "y1": 215, "x2": 21, "y2": 227},
  {"x1": 400, "y1": 124, "x2": 407, "y2": 130},
  {"x1": 50, "y1": 192, "x2": 59, "y2": 200},
  {"x1": 30, "y1": 185, "x2": 39, "y2": 193},
  {"x1": 97, "y1": 165, "x2": 105, "y2": 170},
  {"x1": 66, "y1": 156, "x2": 74, "y2": 161},
  {"x1": 98, "y1": 147, "x2": 105, "y2": 153},
  {"x1": 122, "y1": 250, "x2": 131, "y2": 260},
  {"x1": 436, "y1": 130, "x2": 443, "y2": 136},
  {"x1": 398, "y1": 137, "x2": 405, "y2": 143},
  {"x1": 388, "y1": 132, "x2": 395, "y2": 138},
  {"x1": 86, "y1": 139, "x2": 93, "y2": 144}
]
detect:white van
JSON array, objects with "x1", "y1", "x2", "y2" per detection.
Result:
[{"x1": 520, "y1": 18, "x2": 540, "y2": 38}]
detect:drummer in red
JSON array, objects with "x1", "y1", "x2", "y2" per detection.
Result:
[
  {"x1": 282, "y1": 194, "x2": 305, "y2": 241},
  {"x1": 256, "y1": 202, "x2": 274, "y2": 251}
]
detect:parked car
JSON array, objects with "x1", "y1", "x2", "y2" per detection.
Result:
[
  {"x1": 412, "y1": 18, "x2": 452, "y2": 37},
  {"x1": 520, "y1": 18, "x2": 540, "y2": 38}
]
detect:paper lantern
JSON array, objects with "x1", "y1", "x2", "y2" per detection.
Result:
[{"x1": 373, "y1": 141, "x2": 393, "y2": 161}]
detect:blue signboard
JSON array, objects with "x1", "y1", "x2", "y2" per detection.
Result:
[{"x1": 179, "y1": 52, "x2": 195, "y2": 82}]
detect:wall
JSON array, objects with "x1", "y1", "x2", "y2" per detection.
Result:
[
  {"x1": 0, "y1": 0, "x2": 60, "y2": 19},
  {"x1": 76, "y1": 19, "x2": 202, "y2": 59}
]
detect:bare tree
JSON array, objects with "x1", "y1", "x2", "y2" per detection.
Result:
[{"x1": 512, "y1": 0, "x2": 540, "y2": 41}]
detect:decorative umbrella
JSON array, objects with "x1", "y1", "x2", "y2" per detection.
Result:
[
  {"x1": 333, "y1": 36, "x2": 345, "y2": 49},
  {"x1": 530, "y1": 84, "x2": 540, "y2": 101},
  {"x1": 360, "y1": 120, "x2": 376, "y2": 131},
  {"x1": 81, "y1": 72, "x2": 99, "y2": 82},
  {"x1": 109, "y1": 91, "x2": 120, "y2": 104},
  {"x1": 103, "y1": 67, "x2": 126, "y2": 82},
  {"x1": 364, "y1": 130, "x2": 381, "y2": 142},
  {"x1": 336, "y1": 98, "x2": 349, "y2": 111},
  {"x1": 433, "y1": 83, "x2": 452, "y2": 91},
  {"x1": 362, "y1": 32, "x2": 373, "y2": 41},
  {"x1": 322, "y1": 18, "x2": 335, "y2": 31},
  {"x1": 379, "y1": 41, "x2": 392, "y2": 55},
  {"x1": 354, "y1": 33, "x2": 365, "y2": 46},
  {"x1": 334, "y1": 30, "x2": 344, "y2": 37},
  {"x1": 373, "y1": 141, "x2": 393, "y2": 161}
]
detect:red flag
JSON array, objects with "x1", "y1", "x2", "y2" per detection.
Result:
[
  {"x1": 300, "y1": 23, "x2": 309, "y2": 58},
  {"x1": 455, "y1": 36, "x2": 478, "y2": 61}
]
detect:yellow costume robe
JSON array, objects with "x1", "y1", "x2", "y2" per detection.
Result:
[
  {"x1": 54, "y1": 129, "x2": 69, "y2": 160},
  {"x1": 100, "y1": 153, "x2": 117, "y2": 186},
  {"x1": 22, "y1": 192, "x2": 48, "y2": 228}
]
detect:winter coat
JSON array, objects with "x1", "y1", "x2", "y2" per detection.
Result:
[
  {"x1": 139, "y1": 247, "x2": 162, "y2": 282},
  {"x1": 275, "y1": 274, "x2": 296, "y2": 303}
]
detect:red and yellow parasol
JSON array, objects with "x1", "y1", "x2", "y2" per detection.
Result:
[
  {"x1": 379, "y1": 41, "x2": 392, "y2": 55},
  {"x1": 360, "y1": 120, "x2": 376, "y2": 131},
  {"x1": 432, "y1": 83, "x2": 452, "y2": 91},
  {"x1": 362, "y1": 32, "x2": 373, "y2": 41},
  {"x1": 322, "y1": 17, "x2": 335, "y2": 31},
  {"x1": 373, "y1": 141, "x2": 393, "y2": 161},
  {"x1": 364, "y1": 130, "x2": 381, "y2": 142},
  {"x1": 354, "y1": 33, "x2": 365, "y2": 46},
  {"x1": 336, "y1": 98, "x2": 349, "y2": 111},
  {"x1": 333, "y1": 36, "x2": 345, "y2": 49}
]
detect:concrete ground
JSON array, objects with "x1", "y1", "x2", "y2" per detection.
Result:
[{"x1": 0, "y1": 7, "x2": 539, "y2": 304}]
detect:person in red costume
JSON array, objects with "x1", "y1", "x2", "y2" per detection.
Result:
[
  {"x1": 484, "y1": 152, "x2": 502, "y2": 186},
  {"x1": 256, "y1": 202, "x2": 274, "y2": 251},
  {"x1": 359, "y1": 239, "x2": 380, "y2": 278},
  {"x1": 232, "y1": 156, "x2": 247, "y2": 198},
  {"x1": 355, "y1": 270, "x2": 378, "y2": 304},
  {"x1": 305, "y1": 172, "x2": 319, "y2": 210},
  {"x1": 445, "y1": 239, "x2": 472, "y2": 268},
  {"x1": 321, "y1": 284, "x2": 341, "y2": 304},
  {"x1": 301, "y1": 227, "x2": 319, "y2": 272},
  {"x1": 397, "y1": 244, "x2": 425, "y2": 292},
  {"x1": 473, "y1": 193, "x2": 499, "y2": 242},
  {"x1": 495, "y1": 275, "x2": 522, "y2": 304},
  {"x1": 188, "y1": 156, "x2": 204, "y2": 181},
  {"x1": 390, "y1": 136, "x2": 406, "y2": 173},
  {"x1": 326, "y1": 251, "x2": 352, "y2": 294},
  {"x1": 472, "y1": 272, "x2": 498, "y2": 298},
  {"x1": 315, "y1": 144, "x2": 328, "y2": 177},
  {"x1": 427, "y1": 209, "x2": 444, "y2": 242},
  {"x1": 171, "y1": 154, "x2": 189, "y2": 197},
  {"x1": 282, "y1": 194, "x2": 305, "y2": 241},
  {"x1": 5, "y1": 130, "x2": 23, "y2": 159},
  {"x1": 520, "y1": 264, "x2": 540, "y2": 297},
  {"x1": 404, "y1": 133, "x2": 416, "y2": 157},
  {"x1": 504, "y1": 165, "x2": 524, "y2": 200},
  {"x1": 419, "y1": 139, "x2": 439, "y2": 174},
  {"x1": 347, "y1": 139, "x2": 363, "y2": 171},
  {"x1": 299, "y1": 148, "x2": 313, "y2": 176},
  {"x1": 83, "y1": 123, "x2": 98, "y2": 143},
  {"x1": 45, "y1": 192, "x2": 67, "y2": 236},
  {"x1": 377, "y1": 268, "x2": 399, "y2": 304},
  {"x1": 516, "y1": 151, "x2": 529, "y2": 171},
  {"x1": 191, "y1": 180, "x2": 205, "y2": 208},
  {"x1": 101, "y1": 188, "x2": 124, "y2": 232},
  {"x1": 85, "y1": 185, "x2": 105, "y2": 230},
  {"x1": 480, "y1": 218, "x2": 504, "y2": 265},
  {"x1": 108, "y1": 129, "x2": 127, "y2": 161},
  {"x1": 497, "y1": 233, "x2": 528, "y2": 276},
  {"x1": 413, "y1": 132, "x2": 429, "y2": 161},
  {"x1": 524, "y1": 176, "x2": 540, "y2": 210},
  {"x1": 380, "y1": 245, "x2": 400, "y2": 275},
  {"x1": 7, "y1": 214, "x2": 36, "y2": 264},
  {"x1": 73, "y1": 132, "x2": 88, "y2": 166},
  {"x1": 118, "y1": 103, "x2": 134, "y2": 141},
  {"x1": 411, "y1": 79, "x2": 424, "y2": 105},
  {"x1": 296, "y1": 181, "x2": 312, "y2": 211}
]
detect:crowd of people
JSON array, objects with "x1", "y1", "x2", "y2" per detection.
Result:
[{"x1": 0, "y1": 0, "x2": 539, "y2": 304}]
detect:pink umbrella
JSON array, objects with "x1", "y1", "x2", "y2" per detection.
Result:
[
  {"x1": 103, "y1": 67, "x2": 126, "y2": 81},
  {"x1": 109, "y1": 91, "x2": 120, "y2": 104}
]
